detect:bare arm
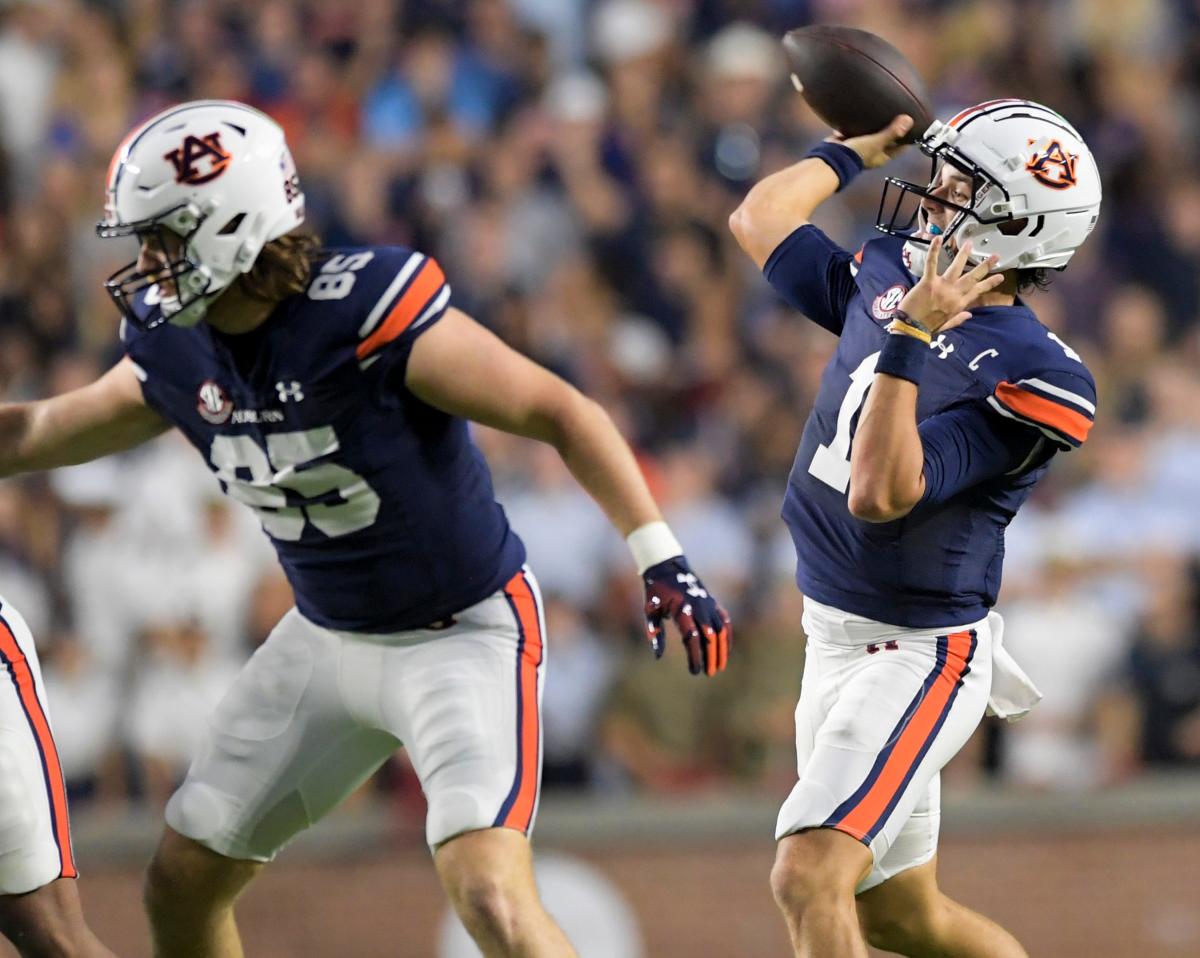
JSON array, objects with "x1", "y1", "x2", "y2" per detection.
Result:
[
  {"x1": 405, "y1": 308, "x2": 661, "y2": 536},
  {"x1": 0, "y1": 357, "x2": 170, "y2": 478},
  {"x1": 728, "y1": 115, "x2": 913, "y2": 269}
]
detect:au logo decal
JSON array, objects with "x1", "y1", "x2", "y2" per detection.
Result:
[
  {"x1": 165, "y1": 132, "x2": 232, "y2": 186},
  {"x1": 1025, "y1": 139, "x2": 1078, "y2": 190}
]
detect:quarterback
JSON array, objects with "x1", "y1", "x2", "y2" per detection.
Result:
[
  {"x1": 730, "y1": 100, "x2": 1099, "y2": 957},
  {"x1": 0, "y1": 100, "x2": 730, "y2": 958}
]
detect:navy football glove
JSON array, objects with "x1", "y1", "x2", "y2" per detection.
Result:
[{"x1": 643, "y1": 556, "x2": 732, "y2": 676}]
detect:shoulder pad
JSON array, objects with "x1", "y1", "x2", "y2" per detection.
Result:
[{"x1": 325, "y1": 246, "x2": 450, "y2": 367}]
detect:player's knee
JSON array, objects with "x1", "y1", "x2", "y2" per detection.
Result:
[
  {"x1": 770, "y1": 831, "x2": 859, "y2": 916},
  {"x1": 144, "y1": 832, "x2": 259, "y2": 920},
  {"x1": 446, "y1": 870, "x2": 524, "y2": 945}
]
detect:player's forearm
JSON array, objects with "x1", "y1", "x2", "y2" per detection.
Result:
[
  {"x1": 729, "y1": 158, "x2": 840, "y2": 268},
  {"x1": 0, "y1": 404, "x2": 39, "y2": 478},
  {"x1": 0, "y1": 389, "x2": 167, "y2": 477},
  {"x1": 847, "y1": 374, "x2": 926, "y2": 522},
  {"x1": 545, "y1": 391, "x2": 663, "y2": 537}
]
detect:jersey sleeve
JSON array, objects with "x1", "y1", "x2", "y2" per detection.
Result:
[
  {"x1": 985, "y1": 367, "x2": 1096, "y2": 450},
  {"x1": 762, "y1": 224, "x2": 857, "y2": 336},
  {"x1": 915, "y1": 402, "x2": 1052, "y2": 511},
  {"x1": 354, "y1": 250, "x2": 452, "y2": 380}
]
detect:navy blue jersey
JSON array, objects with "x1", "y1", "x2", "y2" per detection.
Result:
[
  {"x1": 122, "y1": 246, "x2": 526, "y2": 633},
  {"x1": 766, "y1": 226, "x2": 1096, "y2": 628}
]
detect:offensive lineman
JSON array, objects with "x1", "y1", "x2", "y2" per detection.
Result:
[
  {"x1": 730, "y1": 101, "x2": 1100, "y2": 957},
  {"x1": 0, "y1": 100, "x2": 731, "y2": 958}
]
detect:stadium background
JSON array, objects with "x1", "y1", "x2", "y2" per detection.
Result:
[{"x1": 1, "y1": 0, "x2": 1199, "y2": 954}]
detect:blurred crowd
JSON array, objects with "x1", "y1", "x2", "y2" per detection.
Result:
[{"x1": 3, "y1": 0, "x2": 1200, "y2": 816}]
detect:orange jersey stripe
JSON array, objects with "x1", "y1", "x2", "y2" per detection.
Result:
[
  {"x1": 0, "y1": 620, "x2": 76, "y2": 879},
  {"x1": 355, "y1": 259, "x2": 446, "y2": 361},
  {"x1": 834, "y1": 631, "x2": 974, "y2": 841},
  {"x1": 499, "y1": 571, "x2": 544, "y2": 832},
  {"x1": 994, "y1": 381, "x2": 1092, "y2": 443}
]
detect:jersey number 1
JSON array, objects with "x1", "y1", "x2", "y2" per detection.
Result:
[{"x1": 808, "y1": 351, "x2": 880, "y2": 493}]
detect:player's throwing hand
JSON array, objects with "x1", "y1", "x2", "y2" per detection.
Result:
[
  {"x1": 642, "y1": 557, "x2": 732, "y2": 677},
  {"x1": 898, "y1": 236, "x2": 1005, "y2": 334},
  {"x1": 834, "y1": 114, "x2": 914, "y2": 168}
]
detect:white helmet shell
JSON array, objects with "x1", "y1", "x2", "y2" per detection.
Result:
[
  {"x1": 100, "y1": 100, "x2": 305, "y2": 326},
  {"x1": 885, "y1": 99, "x2": 1101, "y2": 275}
]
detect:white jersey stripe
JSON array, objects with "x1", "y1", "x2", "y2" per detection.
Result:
[
  {"x1": 409, "y1": 285, "x2": 451, "y2": 333},
  {"x1": 1016, "y1": 377, "x2": 1096, "y2": 415},
  {"x1": 357, "y1": 253, "x2": 425, "y2": 339}
]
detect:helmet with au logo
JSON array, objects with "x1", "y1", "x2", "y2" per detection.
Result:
[
  {"x1": 876, "y1": 99, "x2": 1101, "y2": 275},
  {"x1": 97, "y1": 100, "x2": 305, "y2": 329}
]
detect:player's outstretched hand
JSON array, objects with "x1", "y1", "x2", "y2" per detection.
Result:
[
  {"x1": 899, "y1": 236, "x2": 1005, "y2": 333},
  {"x1": 643, "y1": 557, "x2": 731, "y2": 677},
  {"x1": 833, "y1": 114, "x2": 914, "y2": 169}
]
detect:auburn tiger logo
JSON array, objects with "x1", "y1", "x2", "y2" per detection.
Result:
[
  {"x1": 164, "y1": 132, "x2": 232, "y2": 185},
  {"x1": 1025, "y1": 139, "x2": 1078, "y2": 190}
]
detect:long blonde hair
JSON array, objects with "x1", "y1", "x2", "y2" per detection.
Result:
[{"x1": 238, "y1": 230, "x2": 322, "y2": 302}]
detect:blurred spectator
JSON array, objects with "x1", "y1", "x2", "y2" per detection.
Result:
[
  {"x1": 39, "y1": 637, "x2": 122, "y2": 803},
  {"x1": 124, "y1": 620, "x2": 240, "y2": 806},
  {"x1": 1099, "y1": 560, "x2": 1200, "y2": 773},
  {"x1": 539, "y1": 594, "x2": 622, "y2": 790},
  {"x1": 999, "y1": 559, "x2": 1130, "y2": 791}
]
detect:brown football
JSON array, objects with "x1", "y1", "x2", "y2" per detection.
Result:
[{"x1": 782, "y1": 26, "x2": 933, "y2": 143}]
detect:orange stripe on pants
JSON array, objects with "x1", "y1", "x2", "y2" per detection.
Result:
[
  {"x1": 833, "y1": 630, "x2": 974, "y2": 842},
  {"x1": 0, "y1": 617, "x2": 77, "y2": 879},
  {"x1": 497, "y1": 571, "x2": 544, "y2": 832}
]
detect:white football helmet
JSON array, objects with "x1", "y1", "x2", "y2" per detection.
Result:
[
  {"x1": 876, "y1": 99, "x2": 1101, "y2": 276},
  {"x1": 97, "y1": 100, "x2": 305, "y2": 329}
]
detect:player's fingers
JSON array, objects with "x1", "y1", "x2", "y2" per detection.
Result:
[
  {"x1": 645, "y1": 612, "x2": 665, "y2": 658},
  {"x1": 958, "y1": 253, "x2": 998, "y2": 289},
  {"x1": 923, "y1": 234, "x2": 942, "y2": 281},
  {"x1": 701, "y1": 623, "x2": 718, "y2": 677},
  {"x1": 942, "y1": 311, "x2": 972, "y2": 331},
  {"x1": 969, "y1": 273, "x2": 1006, "y2": 301},
  {"x1": 676, "y1": 608, "x2": 703, "y2": 675},
  {"x1": 945, "y1": 238, "x2": 972, "y2": 280},
  {"x1": 719, "y1": 606, "x2": 732, "y2": 669},
  {"x1": 891, "y1": 114, "x2": 914, "y2": 139}
]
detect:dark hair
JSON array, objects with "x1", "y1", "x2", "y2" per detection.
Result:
[
  {"x1": 1016, "y1": 267, "x2": 1052, "y2": 294},
  {"x1": 238, "y1": 230, "x2": 322, "y2": 302}
]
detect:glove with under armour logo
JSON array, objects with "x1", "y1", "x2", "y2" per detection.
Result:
[{"x1": 642, "y1": 556, "x2": 732, "y2": 676}]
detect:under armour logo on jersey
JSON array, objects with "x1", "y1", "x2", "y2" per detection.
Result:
[
  {"x1": 1025, "y1": 139, "x2": 1078, "y2": 190},
  {"x1": 676, "y1": 572, "x2": 709, "y2": 599},
  {"x1": 164, "y1": 132, "x2": 232, "y2": 185},
  {"x1": 931, "y1": 334, "x2": 956, "y2": 360},
  {"x1": 276, "y1": 380, "x2": 305, "y2": 403}
]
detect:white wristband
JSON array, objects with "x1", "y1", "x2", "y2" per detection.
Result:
[{"x1": 626, "y1": 521, "x2": 684, "y2": 575}]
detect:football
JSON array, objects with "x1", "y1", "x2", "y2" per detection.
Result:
[{"x1": 782, "y1": 25, "x2": 933, "y2": 143}]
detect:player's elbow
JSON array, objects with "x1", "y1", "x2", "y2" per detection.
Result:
[
  {"x1": 536, "y1": 383, "x2": 604, "y2": 451},
  {"x1": 728, "y1": 191, "x2": 793, "y2": 268},
  {"x1": 727, "y1": 202, "x2": 755, "y2": 251},
  {"x1": 846, "y1": 484, "x2": 916, "y2": 523}
]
